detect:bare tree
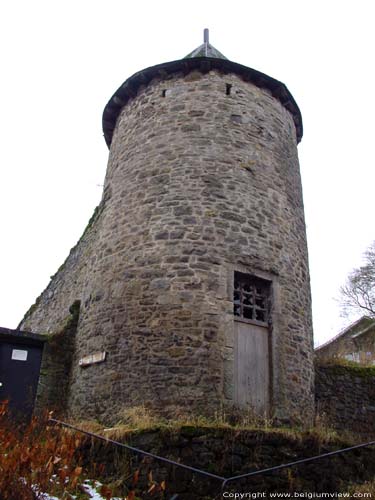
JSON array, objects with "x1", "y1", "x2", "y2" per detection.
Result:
[{"x1": 340, "y1": 241, "x2": 375, "y2": 317}]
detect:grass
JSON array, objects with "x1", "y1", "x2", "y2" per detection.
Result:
[
  {"x1": 349, "y1": 479, "x2": 375, "y2": 496},
  {"x1": 75, "y1": 404, "x2": 349, "y2": 451}
]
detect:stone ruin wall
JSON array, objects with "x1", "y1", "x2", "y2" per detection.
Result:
[
  {"x1": 315, "y1": 363, "x2": 375, "y2": 436},
  {"x1": 20, "y1": 69, "x2": 314, "y2": 424}
]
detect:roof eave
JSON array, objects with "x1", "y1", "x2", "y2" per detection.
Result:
[
  {"x1": 102, "y1": 57, "x2": 303, "y2": 148},
  {"x1": 0, "y1": 326, "x2": 47, "y2": 346}
]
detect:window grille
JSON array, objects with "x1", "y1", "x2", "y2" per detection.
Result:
[{"x1": 233, "y1": 272, "x2": 270, "y2": 325}]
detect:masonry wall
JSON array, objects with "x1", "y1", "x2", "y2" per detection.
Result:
[
  {"x1": 85, "y1": 427, "x2": 375, "y2": 497},
  {"x1": 20, "y1": 69, "x2": 314, "y2": 424},
  {"x1": 315, "y1": 363, "x2": 375, "y2": 436},
  {"x1": 33, "y1": 300, "x2": 80, "y2": 415}
]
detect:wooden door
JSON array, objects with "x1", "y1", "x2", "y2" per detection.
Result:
[{"x1": 234, "y1": 321, "x2": 269, "y2": 415}]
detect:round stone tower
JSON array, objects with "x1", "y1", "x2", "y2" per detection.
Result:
[{"x1": 21, "y1": 31, "x2": 314, "y2": 424}]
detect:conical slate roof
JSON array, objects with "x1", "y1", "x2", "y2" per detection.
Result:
[
  {"x1": 102, "y1": 31, "x2": 303, "y2": 147},
  {"x1": 184, "y1": 29, "x2": 227, "y2": 59}
]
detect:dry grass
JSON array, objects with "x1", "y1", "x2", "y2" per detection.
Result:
[
  {"x1": 349, "y1": 478, "x2": 375, "y2": 496},
  {"x1": 77, "y1": 404, "x2": 346, "y2": 451},
  {"x1": 92, "y1": 404, "x2": 277, "y2": 439}
]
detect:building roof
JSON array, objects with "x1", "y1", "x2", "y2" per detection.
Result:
[
  {"x1": 0, "y1": 326, "x2": 47, "y2": 347},
  {"x1": 184, "y1": 29, "x2": 227, "y2": 59},
  {"x1": 315, "y1": 316, "x2": 375, "y2": 351},
  {"x1": 102, "y1": 31, "x2": 303, "y2": 148}
]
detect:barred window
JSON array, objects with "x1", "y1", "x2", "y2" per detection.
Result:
[{"x1": 233, "y1": 272, "x2": 270, "y2": 325}]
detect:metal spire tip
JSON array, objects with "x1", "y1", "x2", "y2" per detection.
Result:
[{"x1": 204, "y1": 28, "x2": 209, "y2": 44}]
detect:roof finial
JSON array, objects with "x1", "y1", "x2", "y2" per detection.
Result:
[
  {"x1": 183, "y1": 30, "x2": 227, "y2": 60},
  {"x1": 204, "y1": 28, "x2": 209, "y2": 44},
  {"x1": 204, "y1": 28, "x2": 209, "y2": 57}
]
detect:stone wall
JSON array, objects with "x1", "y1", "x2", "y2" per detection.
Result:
[
  {"x1": 20, "y1": 68, "x2": 314, "y2": 424},
  {"x1": 315, "y1": 362, "x2": 375, "y2": 436},
  {"x1": 33, "y1": 301, "x2": 80, "y2": 415},
  {"x1": 83, "y1": 426, "x2": 375, "y2": 498}
]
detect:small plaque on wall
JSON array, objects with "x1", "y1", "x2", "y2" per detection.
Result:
[
  {"x1": 79, "y1": 351, "x2": 106, "y2": 367},
  {"x1": 12, "y1": 349, "x2": 28, "y2": 361}
]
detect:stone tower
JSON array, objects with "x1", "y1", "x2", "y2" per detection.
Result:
[{"x1": 20, "y1": 31, "x2": 314, "y2": 424}]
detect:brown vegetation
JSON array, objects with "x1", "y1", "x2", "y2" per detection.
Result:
[
  {"x1": 0, "y1": 402, "x2": 165, "y2": 499},
  {"x1": 0, "y1": 401, "x2": 85, "y2": 499}
]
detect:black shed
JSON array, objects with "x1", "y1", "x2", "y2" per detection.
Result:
[{"x1": 0, "y1": 327, "x2": 46, "y2": 421}]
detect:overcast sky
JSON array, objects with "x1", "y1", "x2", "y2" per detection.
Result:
[{"x1": 0, "y1": 0, "x2": 374, "y2": 346}]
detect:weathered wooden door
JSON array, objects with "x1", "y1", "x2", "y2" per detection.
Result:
[
  {"x1": 234, "y1": 322, "x2": 269, "y2": 414},
  {"x1": 233, "y1": 272, "x2": 271, "y2": 415}
]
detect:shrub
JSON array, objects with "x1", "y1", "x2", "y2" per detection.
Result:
[
  {"x1": 0, "y1": 402, "x2": 167, "y2": 499},
  {"x1": 0, "y1": 401, "x2": 85, "y2": 499}
]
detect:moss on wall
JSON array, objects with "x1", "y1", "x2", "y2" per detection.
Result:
[
  {"x1": 317, "y1": 359, "x2": 375, "y2": 378},
  {"x1": 34, "y1": 300, "x2": 81, "y2": 416}
]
